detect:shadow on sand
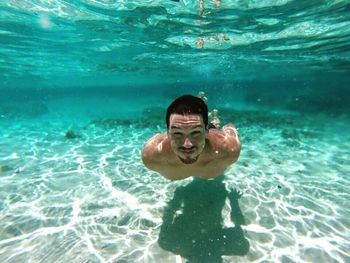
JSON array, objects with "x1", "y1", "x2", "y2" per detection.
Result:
[{"x1": 158, "y1": 176, "x2": 249, "y2": 263}]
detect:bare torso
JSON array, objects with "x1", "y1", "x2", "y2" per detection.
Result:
[{"x1": 142, "y1": 126, "x2": 240, "y2": 180}]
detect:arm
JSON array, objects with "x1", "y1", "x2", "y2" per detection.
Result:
[
  {"x1": 220, "y1": 123, "x2": 241, "y2": 164},
  {"x1": 203, "y1": 124, "x2": 240, "y2": 176},
  {"x1": 228, "y1": 189, "x2": 246, "y2": 225}
]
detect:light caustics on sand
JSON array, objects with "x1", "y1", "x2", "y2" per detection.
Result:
[{"x1": 0, "y1": 111, "x2": 350, "y2": 262}]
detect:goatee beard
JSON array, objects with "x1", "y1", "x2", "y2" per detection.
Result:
[{"x1": 179, "y1": 156, "x2": 199, "y2": 164}]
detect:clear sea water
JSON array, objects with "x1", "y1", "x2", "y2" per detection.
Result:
[{"x1": 1, "y1": 1, "x2": 350, "y2": 262}]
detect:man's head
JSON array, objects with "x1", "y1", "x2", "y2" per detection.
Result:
[{"x1": 166, "y1": 95, "x2": 209, "y2": 164}]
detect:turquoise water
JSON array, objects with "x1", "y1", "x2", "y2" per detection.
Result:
[{"x1": 1, "y1": 1, "x2": 350, "y2": 262}]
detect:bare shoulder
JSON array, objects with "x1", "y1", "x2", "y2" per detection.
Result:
[
  {"x1": 144, "y1": 133, "x2": 166, "y2": 146},
  {"x1": 222, "y1": 123, "x2": 239, "y2": 140},
  {"x1": 142, "y1": 133, "x2": 168, "y2": 168},
  {"x1": 208, "y1": 124, "x2": 241, "y2": 164}
]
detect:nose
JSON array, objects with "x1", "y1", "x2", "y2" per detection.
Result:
[{"x1": 183, "y1": 137, "x2": 193, "y2": 148}]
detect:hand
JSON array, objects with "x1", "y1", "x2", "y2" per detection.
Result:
[{"x1": 228, "y1": 188, "x2": 243, "y2": 199}]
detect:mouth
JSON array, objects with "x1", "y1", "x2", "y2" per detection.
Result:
[{"x1": 180, "y1": 148, "x2": 196, "y2": 155}]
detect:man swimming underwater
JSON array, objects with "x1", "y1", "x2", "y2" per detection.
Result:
[{"x1": 142, "y1": 94, "x2": 240, "y2": 180}]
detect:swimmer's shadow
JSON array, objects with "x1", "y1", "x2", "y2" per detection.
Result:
[{"x1": 158, "y1": 176, "x2": 249, "y2": 263}]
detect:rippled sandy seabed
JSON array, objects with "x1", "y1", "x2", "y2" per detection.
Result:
[
  {"x1": 1, "y1": 0, "x2": 350, "y2": 262},
  {"x1": 0, "y1": 97, "x2": 349, "y2": 263}
]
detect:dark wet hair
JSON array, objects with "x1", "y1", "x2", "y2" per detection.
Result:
[{"x1": 166, "y1": 94, "x2": 208, "y2": 129}]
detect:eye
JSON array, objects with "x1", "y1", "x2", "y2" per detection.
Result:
[{"x1": 192, "y1": 131, "x2": 202, "y2": 136}]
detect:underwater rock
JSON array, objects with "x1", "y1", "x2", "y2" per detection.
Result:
[
  {"x1": 242, "y1": 162, "x2": 249, "y2": 167},
  {"x1": 272, "y1": 158, "x2": 282, "y2": 164},
  {"x1": 0, "y1": 165, "x2": 12, "y2": 172},
  {"x1": 281, "y1": 129, "x2": 300, "y2": 140},
  {"x1": 65, "y1": 130, "x2": 79, "y2": 139}
]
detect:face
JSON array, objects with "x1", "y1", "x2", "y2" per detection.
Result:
[{"x1": 168, "y1": 113, "x2": 207, "y2": 164}]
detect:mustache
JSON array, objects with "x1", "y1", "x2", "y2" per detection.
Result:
[{"x1": 179, "y1": 147, "x2": 196, "y2": 151}]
